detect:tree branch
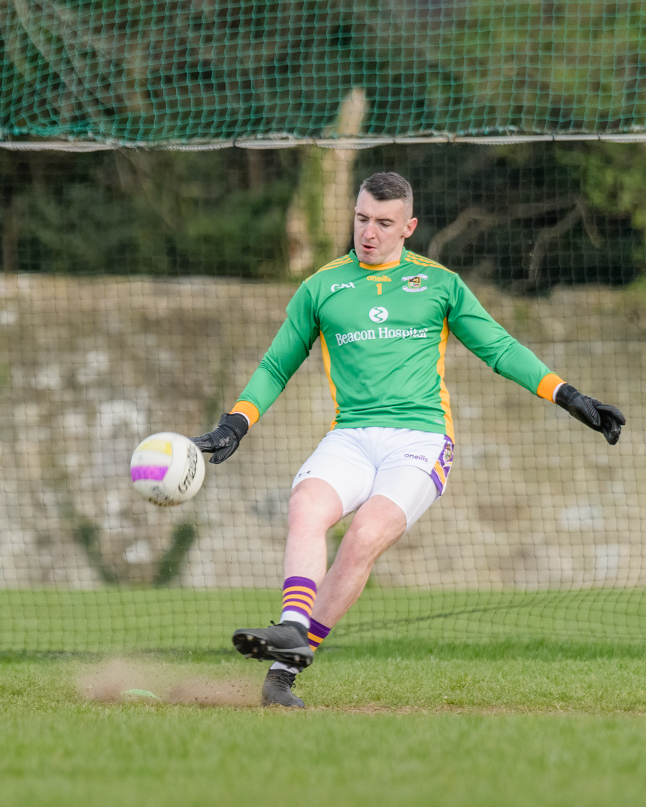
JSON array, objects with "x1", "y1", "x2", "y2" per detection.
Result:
[
  {"x1": 527, "y1": 198, "x2": 601, "y2": 286},
  {"x1": 426, "y1": 199, "x2": 573, "y2": 262}
]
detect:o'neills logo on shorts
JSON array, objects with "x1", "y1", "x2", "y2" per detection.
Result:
[
  {"x1": 335, "y1": 327, "x2": 428, "y2": 346},
  {"x1": 404, "y1": 453, "x2": 428, "y2": 462}
]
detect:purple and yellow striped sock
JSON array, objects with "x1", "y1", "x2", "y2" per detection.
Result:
[
  {"x1": 280, "y1": 576, "x2": 317, "y2": 629},
  {"x1": 307, "y1": 618, "x2": 331, "y2": 652}
]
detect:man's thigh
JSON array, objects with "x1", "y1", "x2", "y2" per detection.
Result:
[{"x1": 292, "y1": 450, "x2": 374, "y2": 517}]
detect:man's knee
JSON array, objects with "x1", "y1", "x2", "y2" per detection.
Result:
[{"x1": 289, "y1": 477, "x2": 343, "y2": 530}]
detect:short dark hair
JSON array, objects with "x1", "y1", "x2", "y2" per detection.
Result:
[{"x1": 359, "y1": 172, "x2": 413, "y2": 208}]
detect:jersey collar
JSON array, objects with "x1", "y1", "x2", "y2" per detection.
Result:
[{"x1": 353, "y1": 247, "x2": 409, "y2": 272}]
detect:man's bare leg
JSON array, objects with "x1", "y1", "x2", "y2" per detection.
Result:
[
  {"x1": 310, "y1": 494, "x2": 406, "y2": 628},
  {"x1": 231, "y1": 478, "x2": 341, "y2": 670},
  {"x1": 283, "y1": 477, "x2": 344, "y2": 587},
  {"x1": 280, "y1": 483, "x2": 407, "y2": 628},
  {"x1": 233, "y1": 483, "x2": 406, "y2": 706}
]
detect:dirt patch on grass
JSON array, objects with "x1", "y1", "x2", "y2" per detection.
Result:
[
  {"x1": 77, "y1": 658, "x2": 260, "y2": 707},
  {"x1": 167, "y1": 676, "x2": 258, "y2": 707}
]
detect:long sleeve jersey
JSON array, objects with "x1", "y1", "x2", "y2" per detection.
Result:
[{"x1": 233, "y1": 249, "x2": 562, "y2": 441}]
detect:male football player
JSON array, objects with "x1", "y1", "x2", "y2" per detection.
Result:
[{"x1": 193, "y1": 172, "x2": 625, "y2": 708}]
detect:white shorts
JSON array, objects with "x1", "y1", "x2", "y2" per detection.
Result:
[{"x1": 292, "y1": 427, "x2": 454, "y2": 530}]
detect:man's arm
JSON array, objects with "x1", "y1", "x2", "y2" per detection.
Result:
[
  {"x1": 447, "y1": 276, "x2": 625, "y2": 444},
  {"x1": 192, "y1": 283, "x2": 320, "y2": 463}
]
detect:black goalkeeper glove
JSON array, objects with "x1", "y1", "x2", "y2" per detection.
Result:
[
  {"x1": 191, "y1": 413, "x2": 249, "y2": 464},
  {"x1": 554, "y1": 384, "x2": 625, "y2": 445}
]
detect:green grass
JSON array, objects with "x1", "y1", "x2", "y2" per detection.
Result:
[
  {"x1": 1, "y1": 586, "x2": 645, "y2": 651},
  {"x1": 3, "y1": 708, "x2": 646, "y2": 807},
  {"x1": 2, "y1": 589, "x2": 646, "y2": 806}
]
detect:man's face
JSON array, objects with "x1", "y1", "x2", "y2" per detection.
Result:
[{"x1": 353, "y1": 190, "x2": 418, "y2": 265}]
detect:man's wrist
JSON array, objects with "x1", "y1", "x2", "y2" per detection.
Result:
[
  {"x1": 220, "y1": 413, "x2": 249, "y2": 440},
  {"x1": 230, "y1": 401, "x2": 259, "y2": 427},
  {"x1": 231, "y1": 411, "x2": 251, "y2": 428},
  {"x1": 536, "y1": 373, "x2": 565, "y2": 402}
]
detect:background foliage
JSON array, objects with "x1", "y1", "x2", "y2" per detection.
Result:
[{"x1": 1, "y1": 142, "x2": 643, "y2": 290}]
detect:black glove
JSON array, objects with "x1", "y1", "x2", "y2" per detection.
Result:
[
  {"x1": 191, "y1": 413, "x2": 249, "y2": 464},
  {"x1": 554, "y1": 383, "x2": 625, "y2": 445}
]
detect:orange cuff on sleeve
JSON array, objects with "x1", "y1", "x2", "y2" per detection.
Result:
[
  {"x1": 230, "y1": 401, "x2": 260, "y2": 426},
  {"x1": 536, "y1": 373, "x2": 565, "y2": 402}
]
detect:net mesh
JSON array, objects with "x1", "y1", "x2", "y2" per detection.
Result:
[
  {"x1": 1, "y1": 1, "x2": 645, "y2": 653},
  {"x1": 0, "y1": 141, "x2": 644, "y2": 651},
  {"x1": 2, "y1": 1, "x2": 646, "y2": 145}
]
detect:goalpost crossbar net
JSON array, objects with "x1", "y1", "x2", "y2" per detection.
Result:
[{"x1": 0, "y1": 1, "x2": 644, "y2": 652}]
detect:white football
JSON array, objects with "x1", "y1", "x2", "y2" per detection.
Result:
[{"x1": 130, "y1": 432, "x2": 205, "y2": 507}]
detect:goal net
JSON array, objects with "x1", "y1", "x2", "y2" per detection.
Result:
[
  {"x1": 0, "y1": 1, "x2": 644, "y2": 652},
  {"x1": 2, "y1": 0, "x2": 646, "y2": 145}
]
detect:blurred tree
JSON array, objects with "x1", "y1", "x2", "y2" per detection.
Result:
[
  {"x1": 355, "y1": 141, "x2": 643, "y2": 292},
  {"x1": 0, "y1": 147, "x2": 298, "y2": 277},
  {"x1": 560, "y1": 142, "x2": 646, "y2": 239},
  {"x1": 1, "y1": 141, "x2": 643, "y2": 288},
  {"x1": 287, "y1": 88, "x2": 367, "y2": 276}
]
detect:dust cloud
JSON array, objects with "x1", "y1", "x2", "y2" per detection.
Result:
[{"x1": 77, "y1": 658, "x2": 259, "y2": 707}]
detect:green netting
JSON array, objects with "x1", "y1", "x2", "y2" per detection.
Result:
[
  {"x1": 2, "y1": 1, "x2": 646, "y2": 145},
  {"x1": 0, "y1": 143, "x2": 644, "y2": 652},
  {"x1": 0, "y1": 3, "x2": 645, "y2": 656}
]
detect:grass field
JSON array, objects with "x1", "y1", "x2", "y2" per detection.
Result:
[
  {"x1": 1, "y1": 589, "x2": 646, "y2": 806},
  {"x1": 2, "y1": 586, "x2": 645, "y2": 650}
]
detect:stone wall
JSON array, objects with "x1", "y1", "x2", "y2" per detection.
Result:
[{"x1": 0, "y1": 274, "x2": 644, "y2": 591}]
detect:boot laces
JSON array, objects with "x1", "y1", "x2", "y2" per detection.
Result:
[{"x1": 270, "y1": 668, "x2": 297, "y2": 688}]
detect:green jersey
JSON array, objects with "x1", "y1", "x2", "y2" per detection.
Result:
[{"x1": 234, "y1": 249, "x2": 561, "y2": 440}]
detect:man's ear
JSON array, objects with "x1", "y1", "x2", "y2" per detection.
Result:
[{"x1": 403, "y1": 217, "x2": 418, "y2": 239}]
